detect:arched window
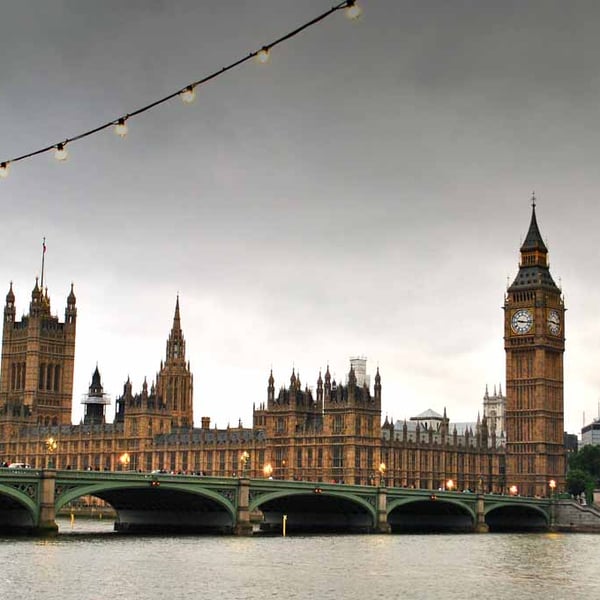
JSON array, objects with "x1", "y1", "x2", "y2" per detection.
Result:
[{"x1": 46, "y1": 364, "x2": 52, "y2": 390}]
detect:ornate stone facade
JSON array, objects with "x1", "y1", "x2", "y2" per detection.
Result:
[
  {"x1": 0, "y1": 206, "x2": 566, "y2": 495},
  {"x1": 504, "y1": 201, "x2": 566, "y2": 497}
]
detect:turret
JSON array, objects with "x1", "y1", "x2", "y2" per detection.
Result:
[
  {"x1": 156, "y1": 296, "x2": 194, "y2": 429},
  {"x1": 81, "y1": 365, "x2": 110, "y2": 425},
  {"x1": 268, "y1": 369, "x2": 275, "y2": 404},
  {"x1": 374, "y1": 367, "x2": 381, "y2": 403},
  {"x1": 348, "y1": 365, "x2": 357, "y2": 387},
  {"x1": 4, "y1": 282, "x2": 15, "y2": 324},
  {"x1": 65, "y1": 283, "x2": 77, "y2": 325},
  {"x1": 481, "y1": 415, "x2": 489, "y2": 448},
  {"x1": 316, "y1": 370, "x2": 323, "y2": 404},
  {"x1": 165, "y1": 295, "x2": 185, "y2": 362},
  {"x1": 324, "y1": 365, "x2": 331, "y2": 400},
  {"x1": 29, "y1": 277, "x2": 43, "y2": 317}
]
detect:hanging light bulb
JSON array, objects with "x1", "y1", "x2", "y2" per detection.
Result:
[
  {"x1": 115, "y1": 118, "x2": 128, "y2": 138},
  {"x1": 0, "y1": 162, "x2": 9, "y2": 179},
  {"x1": 256, "y1": 47, "x2": 270, "y2": 64},
  {"x1": 345, "y1": 0, "x2": 362, "y2": 20},
  {"x1": 180, "y1": 85, "x2": 196, "y2": 104},
  {"x1": 54, "y1": 143, "x2": 68, "y2": 161}
]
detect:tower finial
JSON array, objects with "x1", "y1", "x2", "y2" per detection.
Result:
[
  {"x1": 531, "y1": 191, "x2": 536, "y2": 208},
  {"x1": 172, "y1": 294, "x2": 181, "y2": 329}
]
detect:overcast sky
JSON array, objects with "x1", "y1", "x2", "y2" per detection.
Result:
[{"x1": 1, "y1": 1, "x2": 599, "y2": 435}]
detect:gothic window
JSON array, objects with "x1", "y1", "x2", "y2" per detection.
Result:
[
  {"x1": 333, "y1": 446, "x2": 344, "y2": 469},
  {"x1": 38, "y1": 364, "x2": 45, "y2": 390},
  {"x1": 46, "y1": 364, "x2": 52, "y2": 390},
  {"x1": 275, "y1": 447, "x2": 286, "y2": 467},
  {"x1": 333, "y1": 415, "x2": 344, "y2": 433},
  {"x1": 54, "y1": 365, "x2": 60, "y2": 391}
]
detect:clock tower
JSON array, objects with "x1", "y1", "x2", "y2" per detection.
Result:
[{"x1": 504, "y1": 198, "x2": 565, "y2": 497}]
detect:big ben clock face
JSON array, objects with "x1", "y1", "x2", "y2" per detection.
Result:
[
  {"x1": 547, "y1": 310, "x2": 561, "y2": 335},
  {"x1": 511, "y1": 308, "x2": 533, "y2": 334}
]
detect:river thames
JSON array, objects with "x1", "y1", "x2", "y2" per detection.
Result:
[{"x1": 1, "y1": 518, "x2": 599, "y2": 599}]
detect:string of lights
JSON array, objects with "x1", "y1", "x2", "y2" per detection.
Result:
[{"x1": 0, "y1": 0, "x2": 362, "y2": 180}]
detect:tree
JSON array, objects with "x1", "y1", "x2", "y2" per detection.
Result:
[
  {"x1": 566, "y1": 468, "x2": 592, "y2": 498},
  {"x1": 569, "y1": 445, "x2": 600, "y2": 485}
]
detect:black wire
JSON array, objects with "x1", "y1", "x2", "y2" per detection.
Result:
[{"x1": 2, "y1": 1, "x2": 353, "y2": 167}]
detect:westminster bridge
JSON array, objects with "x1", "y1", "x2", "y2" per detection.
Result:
[{"x1": 1, "y1": 468, "x2": 599, "y2": 535}]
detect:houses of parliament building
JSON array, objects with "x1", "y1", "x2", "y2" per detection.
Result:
[{"x1": 0, "y1": 205, "x2": 565, "y2": 497}]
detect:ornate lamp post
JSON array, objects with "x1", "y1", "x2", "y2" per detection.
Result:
[
  {"x1": 378, "y1": 462, "x2": 386, "y2": 487},
  {"x1": 240, "y1": 451, "x2": 250, "y2": 477},
  {"x1": 263, "y1": 463, "x2": 273, "y2": 479},
  {"x1": 45, "y1": 437, "x2": 58, "y2": 468},
  {"x1": 549, "y1": 479, "x2": 557, "y2": 529},
  {"x1": 119, "y1": 452, "x2": 130, "y2": 471}
]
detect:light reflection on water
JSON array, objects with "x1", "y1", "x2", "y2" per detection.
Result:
[{"x1": 0, "y1": 519, "x2": 598, "y2": 600}]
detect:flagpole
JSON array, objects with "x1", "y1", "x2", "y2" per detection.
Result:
[{"x1": 40, "y1": 237, "x2": 46, "y2": 289}]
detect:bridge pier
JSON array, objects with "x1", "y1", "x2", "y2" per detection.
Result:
[
  {"x1": 474, "y1": 493, "x2": 489, "y2": 533},
  {"x1": 376, "y1": 487, "x2": 391, "y2": 533},
  {"x1": 37, "y1": 469, "x2": 58, "y2": 536},
  {"x1": 234, "y1": 477, "x2": 253, "y2": 536}
]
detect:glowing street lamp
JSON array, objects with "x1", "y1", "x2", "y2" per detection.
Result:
[
  {"x1": 509, "y1": 485, "x2": 518, "y2": 496},
  {"x1": 378, "y1": 462, "x2": 387, "y2": 486},
  {"x1": 549, "y1": 479, "x2": 557, "y2": 529},
  {"x1": 240, "y1": 450, "x2": 250, "y2": 476},
  {"x1": 46, "y1": 437, "x2": 58, "y2": 468},
  {"x1": 263, "y1": 463, "x2": 273, "y2": 479},
  {"x1": 446, "y1": 479, "x2": 455, "y2": 492},
  {"x1": 119, "y1": 452, "x2": 131, "y2": 471}
]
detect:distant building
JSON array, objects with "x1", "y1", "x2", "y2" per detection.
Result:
[
  {"x1": 483, "y1": 384, "x2": 506, "y2": 447},
  {"x1": 581, "y1": 419, "x2": 600, "y2": 447}
]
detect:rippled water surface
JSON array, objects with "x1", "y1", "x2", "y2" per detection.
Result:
[{"x1": 1, "y1": 518, "x2": 599, "y2": 600}]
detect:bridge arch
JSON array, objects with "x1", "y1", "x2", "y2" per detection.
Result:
[
  {"x1": 250, "y1": 489, "x2": 377, "y2": 534},
  {"x1": 387, "y1": 496, "x2": 476, "y2": 533},
  {"x1": 484, "y1": 501, "x2": 549, "y2": 532},
  {"x1": 0, "y1": 482, "x2": 38, "y2": 531},
  {"x1": 56, "y1": 480, "x2": 237, "y2": 533}
]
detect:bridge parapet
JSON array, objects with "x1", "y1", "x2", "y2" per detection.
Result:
[{"x1": 0, "y1": 470, "x2": 572, "y2": 535}]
